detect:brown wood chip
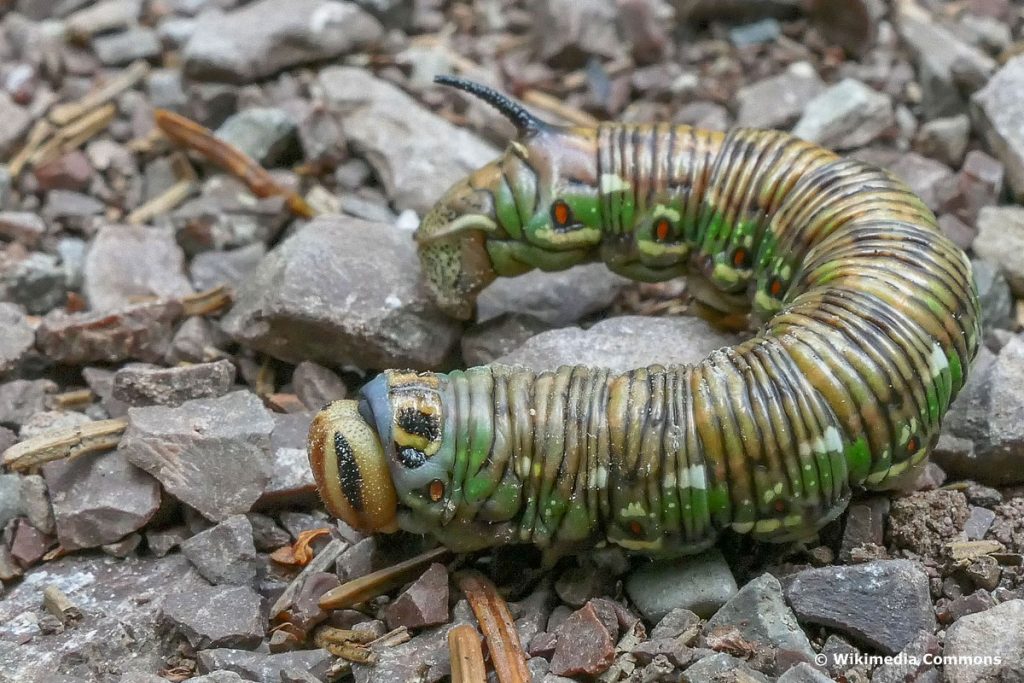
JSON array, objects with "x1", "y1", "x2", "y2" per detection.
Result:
[
  {"x1": 455, "y1": 570, "x2": 530, "y2": 683},
  {"x1": 449, "y1": 623, "x2": 488, "y2": 683}
]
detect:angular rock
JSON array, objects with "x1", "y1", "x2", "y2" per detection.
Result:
[
  {"x1": 549, "y1": 601, "x2": 617, "y2": 678},
  {"x1": 318, "y1": 66, "x2": 498, "y2": 214},
  {"x1": 971, "y1": 55, "x2": 1024, "y2": 201},
  {"x1": 183, "y1": 0, "x2": 383, "y2": 84},
  {"x1": 974, "y1": 206, "x2": 1024, "y2": 297},
  {"x1": 38, "y1": 301, "x2": 183, "y2": 365},
  {"x1": 222, "y1": 217, "x2": 460, "y2": 369},
  {"x1": 531, "y1": 0, "x2": 621, "y2": 67},
  {"x1": 112, "y1": 360, "x2": 237, "y2": 407},
  {"x1": 0, "y1": 379, "x2": 56, "y2": 428},
  {"x1": 625, "y1": 549, "x2": 738, "y2": 623},
  {"x1": 496, "y1": 315, "x2": 739, "y2": 373},
  {"x1": 166, "y1": 316, "x2": 231, "y2": 365},
  {"x1": 776, "y1": 662, "x2": 832, "y2": 683},
  {"x1": 162, "y1": 583, "x2": 264, "y2": 649},
  {"x1": 888, "y1": 489, "x2": 969, "y2": 558},
  {"x1": 0, "y1": 212, "x2": 47, "y2": 247},
  {"x1": 120, "y1": 391, "x2": 275, "y2": 521},
  {"x1": 262, "y1": 411, "x2": 318, "y2": 504},
  {"x1": 0, "y1": 303, "x2": 34, "y2": 375},
  {"x1": 385, "y1": 563, "x2": 449, "y2": 630},
  {"x1": 43, "y1": 451, "x2": 161, "y2": 551},
  {"x1": 66, "y1": 0, "x2": 142, "y2": 37},
  {"x1": 189, "y1": 243, "x2": 267, "y2": 292},
  {"x1": 792, "y1": 78, "x2": 894, "y2": 150},
  {"x1": 180, "y1": 514, "x2": 258, "y2": 586},
  {"x1": 0, "y1": 91, "x2": 31, "y2": 157},
  {"x1": 93, "y1": 27, "x2": 161, "y2": 65},
  {"x1": 9, "y1": 517, "x2": 53, "y2": 568},
  {"x1": 972, "y1": 258, "x2": 1014, "y2": 331},
  {"x1": 705, "y1": 573, "x2": 815, "y2": 665},
  {"x1": 83, "y1": 225, "x2": 193, "y2": 311},
  {"x1": 197, "y1": 648, "x2": 333, "y2": 683},
  {"x1": 914, "y1": 114, "x2": 970, "y2": 167},
  {"x1": 0, "y1": 473, "x2": 24, "y2": 529},
  {"x1": 33, "y1": 151, "x2": 94, "y2": 193},
  {"x1": 146, "y1": 526, "x2": 188, "y2": 557},
  {"x1": 216, "y1": 107, "x2": 298, "y2": 166},
  {"x1": 0, "y1": 249, "x2": 66, "y2": 315},
  {"x1": 887, "y1": 152, "x2": 954, "y2": 212},
  {"x1": 839, "y1": 496, "x2": 889, "y2": 562},
  {"x1": 682, "y1": 652, "x2": 769, "y2": 683},
  {"x1": 871, "y1": 631, "x2": 941, "y2": 683},
  {"x1": 292, "y1": 361, "x2": 347, "y2": 411},
  {"x1": 783, "y1": 560, "x2": 935, "y2": 654},
  {"x1": 944, "y1": 600, "x2": 1024, "y2": 683},
  {"x1": 20, "y1": 474, "x2": 54, "y2": 535},
  {"x1": 477, "y1": 264, "x2": 629, "y2": 328},
  {"x1": 461, "y1": 313, "x2": 552, "y2": 366},
  {"x1": 736, "y1": 61, "x2": 825, "y2": 130}
]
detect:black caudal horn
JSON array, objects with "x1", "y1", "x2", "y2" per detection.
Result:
[{"x1": 434, "y1": 75, "x2": 547, "y2": 136}]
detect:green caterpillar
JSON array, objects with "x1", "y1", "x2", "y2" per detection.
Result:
[{"x1": 308, "y1": 77, "x2": 981, "y2": 559}]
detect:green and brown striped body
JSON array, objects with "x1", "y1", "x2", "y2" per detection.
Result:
[{"x1": 308, "y1": 79, "x2": 981, "y2": 558}]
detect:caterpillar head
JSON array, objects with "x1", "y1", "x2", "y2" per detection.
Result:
[
  {"x1": 308, "y1": 370, "x2": 453, "y2": 534},
  {"x1": 417, "y1": 77, "x2": 600, "y2": 320}
]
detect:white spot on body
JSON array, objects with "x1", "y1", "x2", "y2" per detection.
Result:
[{"x1": 600, "y1": 173, "x2": 631, "y2": 193}]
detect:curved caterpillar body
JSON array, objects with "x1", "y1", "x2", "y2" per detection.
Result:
[{"x1": 308, "y1": 77, "x2": 981, "y2": 558}]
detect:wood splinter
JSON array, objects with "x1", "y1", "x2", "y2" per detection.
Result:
[
  {"x1": 456, "y1": 570, "x2": 530, "y2": 683},
  {"x1": 449, "y1": 624, "x2": 488, "y2": 683},
  {"x1": 43, "y1": 585, "x2": 83, "y2": 623},
  {"x1": 2, "y1": 418, "x2": 128, "y2": 472}
]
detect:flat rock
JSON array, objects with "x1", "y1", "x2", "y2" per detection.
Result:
[
  {"x1": 0, "y1": 303, "x2": 33, "y2": 375},
  {"x1": 682, "y1": 652, "x2": 769, "y2": 683},
  {"x1": 477, "y1": 265, "x2": 630, "y2": 328},
  {"x1": 222, "y1": 216, "x2": 460, "y2": 370},
  {"x1": 625, "y1": 549, "x2": 738, "y2": 623},
  {"x1": 736, "y1": 61, "x2": 825, "y2": 129},
  {"x1": 161, "y1": 583, "x2": 264, "y2": 648},
  {"x1": 496, "y1": 315, "x2": 739, "y2": 373},
  {"x1": 944, "y1": 600, "x2": 1024, "y2": 683},
  {"x1": 0, "y1": 212, "x2": 47, "y2": 247},
  {"x1": 461, "y1": 313, "x2": 553, "y2": 366},
  {"x1": 37, "y1": 300, "x2": 183, "y2": 365},
  {"x1": 0, "y1": 473, "x2": 24, "y2": 529},
  {"x1": 112, "y1": 360, "x2": 237, "y2": 407},
  {"x1": 974, "y1": 206, "x2": 1024, "y2": 297},
  {"x1": 792, "y1": 78, "x2": 894, "y2": 150},
  {"x1": 292, "y1": 361, "x2": 346, "y2": 410},
  {"x1": 183, "y1": 0, "x2": 382, "y2": 84},
  {"x1": 531, "y1": 0, "x2": 621, "y2": 67},
  {"x1": 197, "y1": 648, "x2": 333, "y2": 683},
  {"x1": 0, "y1": 91, "x2": 31, "y2": 157},
  {"x1": 0, "y1": 553, "x2": 192, "y2": 681},
  {"x1": 915, "y1": 114, "x2": 970, "y2": 166},
  {"x1": 83, "y1": 225, "x2": 193, "y2": 311},
  {"x1": 318, "y1": 66, "x2": 498, "y2": 214},
  {"x1": 972, "y1": 258, "x2": 1014, "y2": 331},
  {"x1": 120, "y1": 391, "x2": 275, "y2": 521},
  {"x1": 777, "y1": 662, "x2": 833, "y2": 683},
  {"x1": 385, "y1": 563, "x2": 449, "y2": 630},
  {"x1": 887, "y1": 152, "x2": 955, "y2": 212},
  {"x1": 0, "y1": 379, "x2": 57, "y2": 428},
  {"x1": 549, "y1": 601, "x2": 617, "y2": 677},
  {"x1": 971, "y1": 55, "x2": 1024, "y2": 201},
  {"x1": 888, "y1": 489, "x2": 969, "y2": 557},
  {"x1": 189, "y1": 243, "x2": 267, "y2": 292},
  {"x1": 43, "y1": 451, "x2": 161, "y2": 551},
  {"x1": 93, "y1": 27, "x2": 161, "y2": 65},
  {"x1": 705, "y1": 573, "x2": 815, "y2": 665},
  {"x1": 262, "y1": 411, "x2": 318, "y2": 504},
  {"x1": 782, "y1": 560, "x2": 935, "y2": 654},
  {"x1": 216, "y1": 107, "x2": 298, "y2": 166},
  {"x1": 180, "y1": 514, "x2": 258, "y2": 586}
]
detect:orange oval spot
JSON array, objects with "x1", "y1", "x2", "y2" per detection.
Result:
[
  {"x1": 655, "y1": 218, "x2": 671, "y2": 242},
  {"x1": 774, "y1": 499, "x2": 786, "y2": 514},
  {"x1": 628, "y1": 520, "x2": 643, "y2": 537},
  {"x1": 906, "y1": 436, "x2": 919, "y2": 452},
  {"x1": 429, "y1": 479, "x2": 445, "y2": 502},
  {"x1": 552, "y1": 201, "x2": 570, "y2": 226},
  {"x1": 733, "y1": 248, "x2": 748, "y2": 268},
  {"x1": 770, "y1": 279, "x2": 783, "y2": 297}
]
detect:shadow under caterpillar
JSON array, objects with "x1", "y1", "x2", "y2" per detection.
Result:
[{"x1": 308, "y1": 77, "x2": 981, "y2": 560}]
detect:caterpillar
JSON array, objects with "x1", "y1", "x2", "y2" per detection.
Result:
[{"x1": 307, "y1": 76, "x2": 981, "y2": 559}]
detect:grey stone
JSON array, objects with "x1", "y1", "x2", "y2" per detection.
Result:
[
  {"x1": 66, "y1": 0, "x2": 142, "y2": 37},
  {"x1": 0, "y1": 552, "x2": 191, "y2": 681},
  {"x1": 0, "y1": 303, "x2": 34, "y2": 375},
  {"x1": 42, "y1": 451, "x2": 161, "y2": 551},
  {"x1": 180, "y1": 514, "x2": 258, "y2": 586},
  {"x1": 0, "y1": 379, "x2": 56, "y2": 428},
  {"x1": 496, "y1": 315, "x2": 739, "y2": 373},
  {"x1": 736, "y1": 61, "x2": 825, "y2": 130},
  {"x1": 897, "y1": 5, "x2": 996, "y2": 118},
  {"x1": 462, "y1": 313, "x2": 552, "y2": 366},
  {"x1": 974, "y1": 206, "x2": 1024, "y2": 297},
  {"x1": 682, "y1": 652, "x2": 769, "y2": 683},
  {"x1": 120, "y1": 391, "x2": 275, "y2": 521},
  {"x1": 183, "y1": 0, "x2": 383, "y2": 84},
  {"x1": 972, "y1": 258, "x2": 1014, "y2": 331},
  {"x1": 944, "y1": 600, "x2": 1024, "y2": 683},
  {"x1": 914, "y1": 114, "x2": 970, "y2": 167},
  {"x1": 292, "y1": 361, "x2": 346, "y2": 410},
  {"x1": 385, "y1": 563, "x2": 449, "y2": 630},
  {"x1": 185, "y1": 673, "x2": 249, "y2": 683},
  {"x1": 0, "y1": 250, "x2": 66, "y2": 315},
  {"x1": 783, "y1": 559, "x2": 935, "y2": 654},
  {"x1": 112, "y1": 360, "x2": 237, "y2": 407},
  {"x1": 971, "y1": 55, "x2": 1024, "y2": 201},
  {"x1": 0, "y1": 92, "x2": 32, "y2": 157},
  {"x1": 93, "y1": 27, "x2": 161, "y2": 65},
  {"x1": 222, "y1": 217, "x2": 461, "y2": 370},
  {"x1": 161, "y1": 583, "x2": 264, "y2": 648},
  {"x1": 83, "y1": 225, "x2": 193, "y2": 311},
  {"x1": 887, "y1": 152, "x2": 955, "y2": 212},
  {"x1": 792, "y1": 78, "x2": 894, "y2": 150},
  {"x1": 190, "y1": 243, "x2": 267, "y2": 292},
  {"x1": 216, "y1": 107, "x2": 298, "y2": 166},
  {"x1": 318, "y1": 66, "x2": 498, "y2": 214},
  {"x1": 625, "y1": 549, "x2": 738, "y2": 622},
  {"x1": 247, "y1": 513, "x2": 291, "y2": 551},
  {"x1": 531, "y1": 0, "x2": 621, "y2": 67},
  {"x1": 166, "y1": 316, "x2": 231, "y2": 365},
  {"x1": 264, "y1": 411, "x2": 317, "y2": 502},
  {"x1": 871, "y1": 630, "x2": 941, "y2": 683},
  {"x1": 197, "y1": 648, "x2": 333, "y2": 683},
  {"x1": 0, "y1": 212, "x2": 47, "y2": 247},
  {"x1": 0, "y1": 473, "x2": 24, "y2": 530},
  {"x1": 776, "y1": 662, "x2": 832, "y2": 683},
  {"x1": 146, "y1": 68, "x2": 188, "y2": 111},
  {"x1": 729, "y1": 17, "x2": 781, "y2": 46},
  {"x1": 477, "y1": 265, "x2": 629, "y2": 328},
  {"x1": 20, "y1": 474, "x2": 54, "y2": 535},
  {"x1": 705, "y1": 573, "x2": 815, "y2": 664},
  {"x1": 146, "y1": 525, "x2": 188, "y2": 557}
]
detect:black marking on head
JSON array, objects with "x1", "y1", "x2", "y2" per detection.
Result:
[
  {"x1": 396, "y1": 407, "x2": 441, "y2": 442},
  {"x1": 434, "y1": 76, "x2": 547, "y2": 136},
  {"x1": 333, "y1": 432, "x2": 364, "y2": 512},
  {"x1": 398, "y1": 447, "x2": 427, "y2": 469}
]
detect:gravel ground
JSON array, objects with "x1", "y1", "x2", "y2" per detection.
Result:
[{"x1": 0, "y1": 1, "x2": 1023, "y2": 682}]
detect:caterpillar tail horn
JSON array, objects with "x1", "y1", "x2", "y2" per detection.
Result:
[{"x1": 307, "y1": 400, "x2": 399, "y2": 533}]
